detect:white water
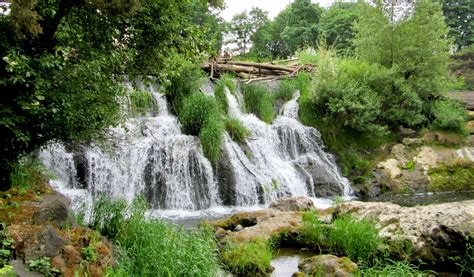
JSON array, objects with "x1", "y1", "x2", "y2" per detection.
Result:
[{"x1": 39, "y1": 80, "x2": 353, "y2": 220}]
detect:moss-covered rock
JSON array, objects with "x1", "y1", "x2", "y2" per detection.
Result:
[
  {"x1": 298, "y1": 254, "x2": 358, "y2": 277},
  {"x1": 429, "y1": 160, "x2": 474, "y2": 191}
]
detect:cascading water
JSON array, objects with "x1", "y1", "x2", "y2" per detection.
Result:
[{"x1": 38, "y1": 79, "x2": 353, "y2": 218}]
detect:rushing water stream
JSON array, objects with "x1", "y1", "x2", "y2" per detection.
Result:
[{"x1": 38, "y1": 79, "x2": 353, "y2": 220}]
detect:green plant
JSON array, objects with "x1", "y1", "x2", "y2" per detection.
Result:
[
  {"x1": 225, "y1": 118, "x2": 250, "y2": 143},
  {"x1": 213, "y1": 74, "x2": 237, "y2": 114},
  {"x1": 0, "y1": 223, "x2": 14, "y2": 268},
  {"x1": 0, "y1": 264, "x2": 15, "y2": 276},
  {"x1": 27, "y1": 257, "x2": 60, "y2": 276},
  {"x1": 275, "y1": 78, "x2": 296, "y2": 101},
  {"x1": 358, "y1": 259, "x2": 432, "y2": 276},
  {"x1": 81, "y1": 245, "x2": 98, "y2": 262},
  {"x1": 456, "y1": 243, "x2": 473, "y2": 276},
  {"x1": 429, "y1": 99, "x2": 467, "y2": 133},
  {"x1": 88, "y1": 194, "x2": 129, "y2": 240},
  {"x1": 405, "y1": 161, "x2": 415, "y2": 171},
  {"x1": 221, "y1": 239, "x2": 273, "y2": 275},
  {"x1": 9, "y1": 157, "x2": 46, "y2": 189},
  {"x1": 242, "y1": 83, "x2": 275, "y2": 123},
  {"x1": 128, "y1": 89, "x2": 154, "y2": 117},
  {"x1": 179, "y1": 93, "x2": 220, "y2": 136},
  {"x1": 299, "y1": 211, "x2": 327, "y2": 249},
  {"x1": 328, "y1": 215, "x2": 381, "y2": 264},
  {"x1": 199, "y1": 114, "x2": 224, "y2": 163},
  {"x1": 429, "y1": 160, "x2": 474, "y2": 192}
]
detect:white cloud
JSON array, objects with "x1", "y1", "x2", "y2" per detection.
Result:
[{"x1": 220, "y1": 0, "x2": 334, "y2": 21}]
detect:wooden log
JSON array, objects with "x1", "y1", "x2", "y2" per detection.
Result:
[{"x1": 224, "y1": 61, "x2": 296, "y2": 73}]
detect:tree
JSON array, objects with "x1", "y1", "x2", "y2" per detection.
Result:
[
  {"x1": 354, "y1": 0, "x2": 452, "y2": 127},
  {"x1": 227, "y1": 7, "x2": 269, "y2": 56},
  {"x1": 0, "y1": 0, "x2": 222, "y2": 190},
  {"x1": 440, "y1": 0, "x2": 473, "y2": 51},
  {"x1": 320, "y1": 1, "x2": 361, "y2": 56}
]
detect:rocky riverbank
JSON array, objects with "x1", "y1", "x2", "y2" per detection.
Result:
[{"x1": 209, "y1": 196, "x2": 474, "y2": 276}]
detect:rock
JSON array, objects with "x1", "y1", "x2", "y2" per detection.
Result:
[
  {"x1": 376, "y1": 159, "x2": 401, "y2": 179},
  {"x1": 402, "y1": 138, "x2": 423, "y2": 146},
  {"x1": 10, "y1": 259, "x2": 44, "y2": 277},
  {"x1": 269, "y1": 196, "x2": 315, "y2": 212},
  {"x1": 298, "y1": 255, "x2": 358, "y2": 277},
  {"x1": 468, "y1": 121, "x2": 474, "y2": 134},
  {"x1": 208, "y1": 209, "x2": 303, "y2": 243},
  {"x1": 9, "y1": 224, "x2": 68, "y2": 262},
  {"x1": 399, "y1": 126, "x2": 417, "y2": 136},
  {"x1": 413, "y1": 146, "x2": 474, "y2": 172},
  {"x1": 391, "y1": 144, "x2": 408, "y2": 164},
  {"x1": 32, "y1": 194, "x2": 75, "y2": 228},
  {"x1": 234, "y1": 224, "x2": 244, "y2": 232},
  {"x1": 335, "y1": 200, "x2": 474, "y2": 263}
]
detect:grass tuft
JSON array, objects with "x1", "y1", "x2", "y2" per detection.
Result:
[
  {"x1": 225, "y1": 118, "x2": 250, "y2": 143},
  {"x1": 221, "y1": 239, "x2": 273, "y2": 275},
  {"x1": 199, "y1": 114, "x2": 224, "y2": 163},
  {"x1": 242, "y1": 83, "x2": 275, "y2": 123},
  {"x1": 128, "y1": 89, "x2": 154, "y2": 116}
]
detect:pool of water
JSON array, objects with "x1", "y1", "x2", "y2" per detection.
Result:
[{"x1": 271, "y1": 248, "x2": 314, "y2": 277}]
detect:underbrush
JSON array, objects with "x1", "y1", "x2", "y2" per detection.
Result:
[
  {"x1": 128, "y1": 89, "x2": 154, "y2": 116},
  {"x1": 357, "y1": 259, "x2": 434, "y2": 276},
  {"x1": 87, "y1": 197, "x2": 219, "y2": 276}
]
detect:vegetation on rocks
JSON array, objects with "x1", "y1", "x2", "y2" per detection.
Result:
[
  {"x1": 242, "y1": 83, "x2": 276, "y2": 123},
  {"x1": 429, "y1": 160, "x2": 474, "y2": 191},
  {"x1": 221, "y1": 239, "x2": 273, "y2": 275},
  {"x1": 128, "y1": 89, "x2": 155, "y2": 117},
  {"x1": 225, "y1": 118, "x2": 250, "y2": 143}
]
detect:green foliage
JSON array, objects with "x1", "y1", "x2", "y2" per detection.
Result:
[
  {"x1": 0, "y1": 264, "x2": 14, "y2": 276},
  {"x1": 429, "y1": 160, "x2": 474, "y2": 191},
  {"x1": 299, "y1": 211, "x2": 327, "y2": 248},
  {"x1": 328, "y1": 215, "x2": 381, "y2": 264},
  {"x1": 81, "y1": 245, "x2": 98, "y2": 262},
  {"x1": 9, "y1": 157, "x2": 46, "y2": 190},
  {"x1": 221, "y1": 239, "x2": 273, "y2": 275},
  {"x1": 405, "y1": 161, "x2": 415, "y2": 172},
  {"x1": 88, "y1": 195, "x2": 129, "y2": 240},
  {"x1": 92, "y1": 198, "x2": 219, "y2": 276},
  {"x1": 27, "y1": 257, "x2": 60, "y2": 276},
  {"x1": 0, "y1": 224, "x2": 13, "y2": 269},
  {"x1": 180, "y1": 93, "x2": 220, "y2": 136},
  {"x1": 275, "y1": 78, "x2": 296, "y2": 101},
  {"x1": 225, "y1": 118, "x2": 250, "y2": 143},
  {"x1": 358, "y1": 259, "x2": 432, "y2": 276},
  {"x1": 199, "y1": 114, "x2": 224, "y2": 163},
  {"x1": 213, "y1": 74, "x2": 237, "y2": 114},
  {"x1": 320, "y1": 2, "x2": 361, "y2": 56},
  {"x1": 429, "y1": 99, "x2": 467, "y2": 133},
  {"x1": 128, "y1": 89, "x2": 154, "y2": 117},
  {"x1": 242, "y1": 83, "x2": 275, "y2": 123},
  {"x1": 228, "y1": 7, "x2": 269, "y2": 56},
  {"x1": 441, "y1": 0, "x2": 473, "y2": 51}
]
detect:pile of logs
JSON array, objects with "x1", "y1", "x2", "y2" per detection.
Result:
[{"x1": 201, "y1": 59, "x2": 313, "y2": 83}]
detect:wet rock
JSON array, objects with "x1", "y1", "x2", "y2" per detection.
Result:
[
  {"x1": 298, "y1": 255, "x2": 358, "y2": 277},
  {"x1": 335, "y1": 200, "x2": 474, "y2": 264},
  {"x1": 269, "y1": 196, "x2": 315, "y2": 212},
  {"x1": 32, "y1": 194, "x2": 75, "y2": 228},
  {"x1": 9, "y1": 224, "x2": 68, "y2": 262},
  {"x1": 208, "y1": 209, "x2": 302, "y2": 243}
]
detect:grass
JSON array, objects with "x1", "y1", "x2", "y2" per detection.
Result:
[
  {"x1": 242, "y1": 83, "x2": 275, "y2": 123},
  {"x1": 225, "y1": 118, "x2": 250, "y2": 143},
  {"x1": 274, "y1": 78, "x2": 296, "y2": 101},
  {"x1": 328, "y1": 215, "x2": 381, "y2": 264},
  {"x1": 88, "y1": 197, "x2": 219, "y2": 276},
  {"x1": 358, "y1": 259, "x2": 433, "y2": 276},
  {"x1": 128, "y1": 89, "x2": 154, "y2": 116},
  {"x1": 298, "y1": 211, "x2": 327, "y2": 249},
  {"x1": 9, "y1": 157, "x2": 48, "y2": 190},
  {"x1": 221, "y1": 239, "x2": 273, "y2": 275},
  {"x1": 199, "y1": 114, "x2": 225, "y2": 163}
]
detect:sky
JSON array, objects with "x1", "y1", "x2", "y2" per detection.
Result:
[{"x1": 220, "y1": 0, "x2": 334, "y2": 21}]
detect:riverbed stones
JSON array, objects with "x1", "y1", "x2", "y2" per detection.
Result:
[
  {"x1": 269, "y1": 196, "x2": 315, "y2": 211},
  {"x1": 298, "y1": 255, "x2": 358, "y2": 277},
  {"x1": 334, "y1": 200, "x2": 474, "y2": 263}
]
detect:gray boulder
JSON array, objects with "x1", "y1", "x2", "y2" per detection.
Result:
[
  {"x1": 269, "y1": 196, "x2": 315, "y2": 211},
  {"x1": 298, "y1": 254, "x2": 358, "y2": 277}
]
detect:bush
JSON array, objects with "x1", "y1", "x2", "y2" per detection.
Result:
[
  {"x1": 9, "y1": 157, "x2": 47, "y2": 190},
  {"x1": 128, "y1": 89, "x2": 154, "y2": 117},
  {"x1": 199, "y1": 114, "x2": 225, "y2": 163},
  {"x1": 242, "y1": 83, "x2": 275, "y2": 123},
  {"x1": 179, "y1": 93, "x2": 220, "y2": 136},
  {"x1": 89, "y1": 197, "x2": 219, "y2": 276},
  {"x1": 165, "y1": 62, "x2": 204, "y2": 115},
  {"x1": 328, "y1": 215, "x2": 381, "y2": 264},
  {"x1": 275, "y1": 78, "x2": 296, "y2": 101},
  {"x1": 429, "y1": 98, "x2": 467, "y2": 133},
  {"x1": 88, "y1": 195, "x2": 130, "y2": 240},
  {"x1": 221, "y1": 239, "x2": 273, "y2": 275},
  {"x1": 225, "y1": 118, "x2": 250, "y2": 143}
]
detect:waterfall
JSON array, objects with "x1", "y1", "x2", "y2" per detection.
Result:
[{"x1": 39, "y1": 80, "x2": 352, "y2": 216}]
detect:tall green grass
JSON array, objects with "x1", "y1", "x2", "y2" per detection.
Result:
[
  {"x1": 357, "y1": 259, "x2": 433, "y2": 276},
  {"x1": 225, "y1": 118, "x2": 250, "y2": 143},
  {"x1": 299, "y1": 211, "x2": 327, "y2": 249},
  {"x1": 128, "y1": 89, "x2": 154, "y2": 116},
  {"x1": 9, "y1": 157, "x2": 47, "y2": 189},
  {"x1": 242, "y1": 83, "x2": 275, "y2": 123},
  {"x1": 200, "y1": 114, "x2": 225, "y2": 163},
  {"x1": 274, "y1": 78, "x2": 296, "y2": 101},
  {"x1": 88, "y1": 197, "x2": 219, "y2": 276},
  {"x1": 213, "y1": 74, "x2": 238, "y2": 115}
]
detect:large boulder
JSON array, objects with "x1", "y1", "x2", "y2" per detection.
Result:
[
  {"x1": 335, "y1": 200, "x2": 474, "y2": 263},
  {"x1": 298, "y1": 255, "x2": 358, "y2": 277},
  {"x1": 32, "y1": 194, "x2": 75, "y2": 228},
  {"x1": 269, "y1": 196, "x2": 315, "y2": 212}
]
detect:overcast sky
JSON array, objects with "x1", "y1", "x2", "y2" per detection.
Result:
[{"x1": 220, "y1": 0, "x2": 334, "y2": 21}]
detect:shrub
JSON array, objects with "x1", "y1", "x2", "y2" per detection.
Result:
[
  {"x1": 9, "y1": 157, "x2": 47, "y2": 190},
  {"x1": 27, "y1": 257, "x2": 60, "y2": 276},
  {"x1": 429, "y1": 98, "x2": 467, "y2": 133},
  {"x1": 128, "y1": 89, "x2": 154, "y2": 116},
  {"x1": 328, "y1": 215, "x2": 381, "y2": 264},
  {"x1": 165, "y1": 62, "x2": 204, "y2": 115},
  {"x1": 199, "y1": 114, "x2": 224, "y2": 163},
  {"x1": 179, "y1": 93, "x2": 220, "y2": 136},
  {"x1": 214, "y1": 79, "x2": 229, "y2": 114},
  {"x1": 242, "y1": 83, "x2": 275, "y2": 123},
  {"x1": 225, "y1": 118, "x2": 250, "y2": 143},
  {"x1": 221, "y1": 239, "x2": 273, "y2": 275}
]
